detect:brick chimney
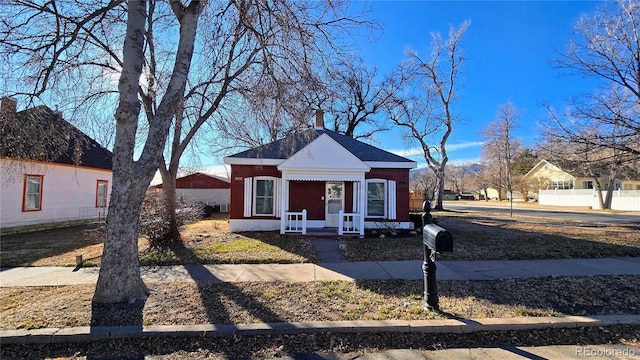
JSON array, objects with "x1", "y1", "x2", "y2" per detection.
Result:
[
  {"x1": 1, "y1": 97, "x2": 17, "y2": 115},
  {"x1": 315, "y1": 109, "x2": 324, "y2": 130}
]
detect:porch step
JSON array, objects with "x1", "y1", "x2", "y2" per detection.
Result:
[{"x1": 311, "y1": 238, "x2": 346, "y2": 263}]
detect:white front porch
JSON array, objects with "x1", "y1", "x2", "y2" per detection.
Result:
[
  {"x1": 276, "y1": 134, "x2": 371, "y2": 236},
  {"x1": 279, "y1": 175, "x2": 367, "y2": 236},
  {"x1": 281, "y1": 209, "x2": 363, "y2": 236}
]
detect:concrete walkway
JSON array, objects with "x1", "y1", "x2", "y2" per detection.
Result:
[{"x1": 2, "y1": 257, "x2": 640, "y2": 287}]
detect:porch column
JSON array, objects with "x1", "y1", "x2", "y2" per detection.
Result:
[
  {"x1": 280, "y1": 174, "x2": 288, "y2": 234},
  {"x1": 359, "y1": 174, "x2": 365, "y2": 236}
]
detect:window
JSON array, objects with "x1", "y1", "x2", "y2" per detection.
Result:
[
  {"x1": 582, "y1": 181, "x2": 594, "y2": 189},
  {"x1": 254, "y1": 177, "x2": 275, "y2": 216},
  {"x1": 551, "y1": 181, "x2": 573, "y2": 190},
  {"x1": 366, "y1": 180, "x2": 386, "y2": 217},
  {"x1": 96, "y1": 180, "x2": 108, "y2": 208},
  {"x1": 23, "y1": 175, "x2": 43, "y2": 211}
]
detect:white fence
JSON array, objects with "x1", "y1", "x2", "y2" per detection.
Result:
[
  {"x1": 338, "y1": 210, "x2": 361, "y2": 235},
  {"x1": 539, "y1": 189, "x2": 640, "y2": 211},
  {"x1": 281, "y1": 210, "x2": 307, "y2": 234}
]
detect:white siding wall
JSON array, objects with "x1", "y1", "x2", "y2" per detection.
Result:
[
  {"x1": 1, "y1": 159, "x2": 112, "y2": 228},
  {"x1": 174, "y1": 189, "x2": 230, "y2": 207}
]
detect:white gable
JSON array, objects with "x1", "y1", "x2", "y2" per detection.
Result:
[
  {"x1": 524, "y1": 160, "x2": 574, "y2": 182},
  {"x1": 278, "y1": 134, "x2": 369, "y2": 172}
]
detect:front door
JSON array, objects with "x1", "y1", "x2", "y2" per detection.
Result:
[{"x1": 325, "y1": 182, "x2": 344, "y2": 227}]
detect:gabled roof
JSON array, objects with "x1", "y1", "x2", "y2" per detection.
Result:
[
  {"x1": 278, "y1": 133, "x2": 371, "y2": 172},
  {"x1": 524, "y1": 159, "x2": 611, "y2": 180},
  {"x1": 1, "y1": 104, "x2": 112, "y2": 170},
  {"x1": 150, "y1": 172, "x2": 231, "y2": 189},
  {"x1": 522, "y1": 159, "x2": 556, "y2": 179},
  {"x1": 182, "y1": 172, "x2": 230, "y2": 183},
  {"x1": 225, "y1": 128, "x2": 415, "y2": 167}
]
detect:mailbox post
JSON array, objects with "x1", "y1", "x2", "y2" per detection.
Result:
[{"x1": 421, "y1": 201, "x2": 453, "y2": 311}]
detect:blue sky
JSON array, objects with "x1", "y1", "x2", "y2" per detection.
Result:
[
  {"x1": 167, "y1": 1, "x2": 605, "y2": 180},
  {"x1": 355, "y1": 0, "x2": 602, "y2": 167}
]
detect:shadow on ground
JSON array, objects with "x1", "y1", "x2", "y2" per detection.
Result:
[{"x1": 0, "y1": 223, "x2": 104, "y2": 267}]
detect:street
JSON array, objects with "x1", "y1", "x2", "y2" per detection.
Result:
[{"x1": 444, "y1": 202, "x2": 640, "y2": 226}]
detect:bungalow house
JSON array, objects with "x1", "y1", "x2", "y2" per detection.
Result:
[
  {"x1": 475, "y1": 187, "x2": 500, "y2": 201},
  {"x1": 0, "y1": 97, "x2": 113, "y2": 232},
  {"x1": 150, "y1": 172, "x2": 231, "y2": 212},
  {"x1": 223, "y1": 111, "x2": 417, "y2": 235},
  {"x1": 522, "y1": 159, "x2": 640, "y2": 210},
  {"x1": 522, "y1": 159, "x2": 633, "y2": 193}
]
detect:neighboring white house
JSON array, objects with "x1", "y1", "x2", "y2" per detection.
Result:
[
  {"x1": 522, "y1": 159, "x2": 640, "y2": 211},
  {"x1": 1, "y1": 97, "x2": 113, "y2": 232}
]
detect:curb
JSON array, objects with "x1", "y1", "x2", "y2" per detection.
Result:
[{"x1": 2, "y1": 315, "x2": 639, "y2": 345}]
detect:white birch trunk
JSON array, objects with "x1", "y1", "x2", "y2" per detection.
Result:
[
  {"x1": 93, "y1": 0, "x2": 203, "y2": 303},
  {"x1": 93, "y1": 0, "x2": 150, "y2": 303}
]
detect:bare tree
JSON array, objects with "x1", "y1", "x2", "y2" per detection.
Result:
[
  {"x1": 388, "y1": 21, "x2": 470, "y2": 210},
  {"x1": 409, "y1": 168, "x2": 437, "y2": 202},
  {"x1": 2, "y1": 0, "x2": 371, "y2": 303},
  {"x1": 544, "y1": 0, "x2": 640, "y2": 209},
  {"x1": 481, "y1": 102, "x2": 523, "y2": 214},
  {"x1": 323, "y1": 55, "x2": 404, "y2": 139},
  {"x1": 154, "y1": 0, "x2": 368, "y2": 244},
  {"x1": 470, "y1": 161, "x2": 494, "y2": 201},
  {"x1": 445, "y1": 163, "x2": 475, "y2": 194}
]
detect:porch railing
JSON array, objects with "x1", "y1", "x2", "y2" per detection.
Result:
[
  {"x1": 338, "y1": 210, "x2": 361, "y2": 235},
  {"x1": 282, "y1": 209, "x2": 307, "y2": 234}
]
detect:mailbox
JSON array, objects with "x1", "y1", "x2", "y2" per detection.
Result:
[{"x1": 423, "y1": 224, "x2": 453, "y2": 252}]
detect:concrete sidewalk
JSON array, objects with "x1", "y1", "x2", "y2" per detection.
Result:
[
  {"x1": 2, "y1": 258, "x2": 640, "y2": 354},
  {"x1": 2, "y1": 257, "x2": 639, "y2": 287}
]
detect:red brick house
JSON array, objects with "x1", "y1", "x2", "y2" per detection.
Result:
[{"x1": 223, "y1": 112, "x2": 417, "y2": 235}]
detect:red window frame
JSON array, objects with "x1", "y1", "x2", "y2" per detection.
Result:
[{"x1": 22, "y1": 174, "x2": 44, "y2": 212}]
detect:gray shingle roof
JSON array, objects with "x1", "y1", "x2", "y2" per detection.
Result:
[
  {"x1": 227, "y1": 128, "x2": 414, "y2": 164},
  {"x1": 1, "y1": 105, "x2": 112, "y2": 170}
]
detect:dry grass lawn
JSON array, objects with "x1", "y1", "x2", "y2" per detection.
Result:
[
  {"x1": 1, "y1": 210, "x2": 639, "y2": 336},
  {"x1": 341, "y1": 213, "x2": 640, "y2": 261},
  {"x1": 2, "y1": 275, "x2": 639, "y2": 330},
  {"x1": 0, "y1": 214, "x2": 317, "y2": 267},
  {"x1": 1, "y1": 211, "x2": 638, "y2": 267}
]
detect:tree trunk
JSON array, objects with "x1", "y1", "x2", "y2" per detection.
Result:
[
  {"x1": 93, "y1": 180, "x2": 150, "y2": 303},
  {"x1": 93, "y1": 0, "x2": 149, "y2": 304},
  {"x1": 434, "y1": 169, "x2": 445, "y2": 210},
  {"x1": 604, "y1": 177, "x2": 616, "y2": 210},
  {"x1": 593, "y1": 180, "x2": 605, "y2": 210},
  {"x1": 159, "y1": 166, "x2": 180, "y2": 245}
]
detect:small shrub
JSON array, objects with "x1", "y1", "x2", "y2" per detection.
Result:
[{"x1": 139, "y1": 193, "x2": 203, "y2": 248}]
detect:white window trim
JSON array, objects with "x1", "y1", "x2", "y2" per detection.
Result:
[
  {"x1": 96, "y1": 180, "x2": 109, "y2": 208},
  {"x1": 366, "y1": 179, "x2": 387, "y2": 218},
  {"x1": 253, "y1": 176, "x2": 277, "y2": 216}
]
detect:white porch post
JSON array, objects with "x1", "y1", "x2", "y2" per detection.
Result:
[
  {"x1": 280, "y1": 175, "x2": 288, "y2": 234},
  {"x1": 359, "y1": 175, "x2": 365, "y2": 235}
]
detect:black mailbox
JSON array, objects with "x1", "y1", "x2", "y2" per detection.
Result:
[{"x1": 423, "y1": 224, "x2": 453, "y2": 252}]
